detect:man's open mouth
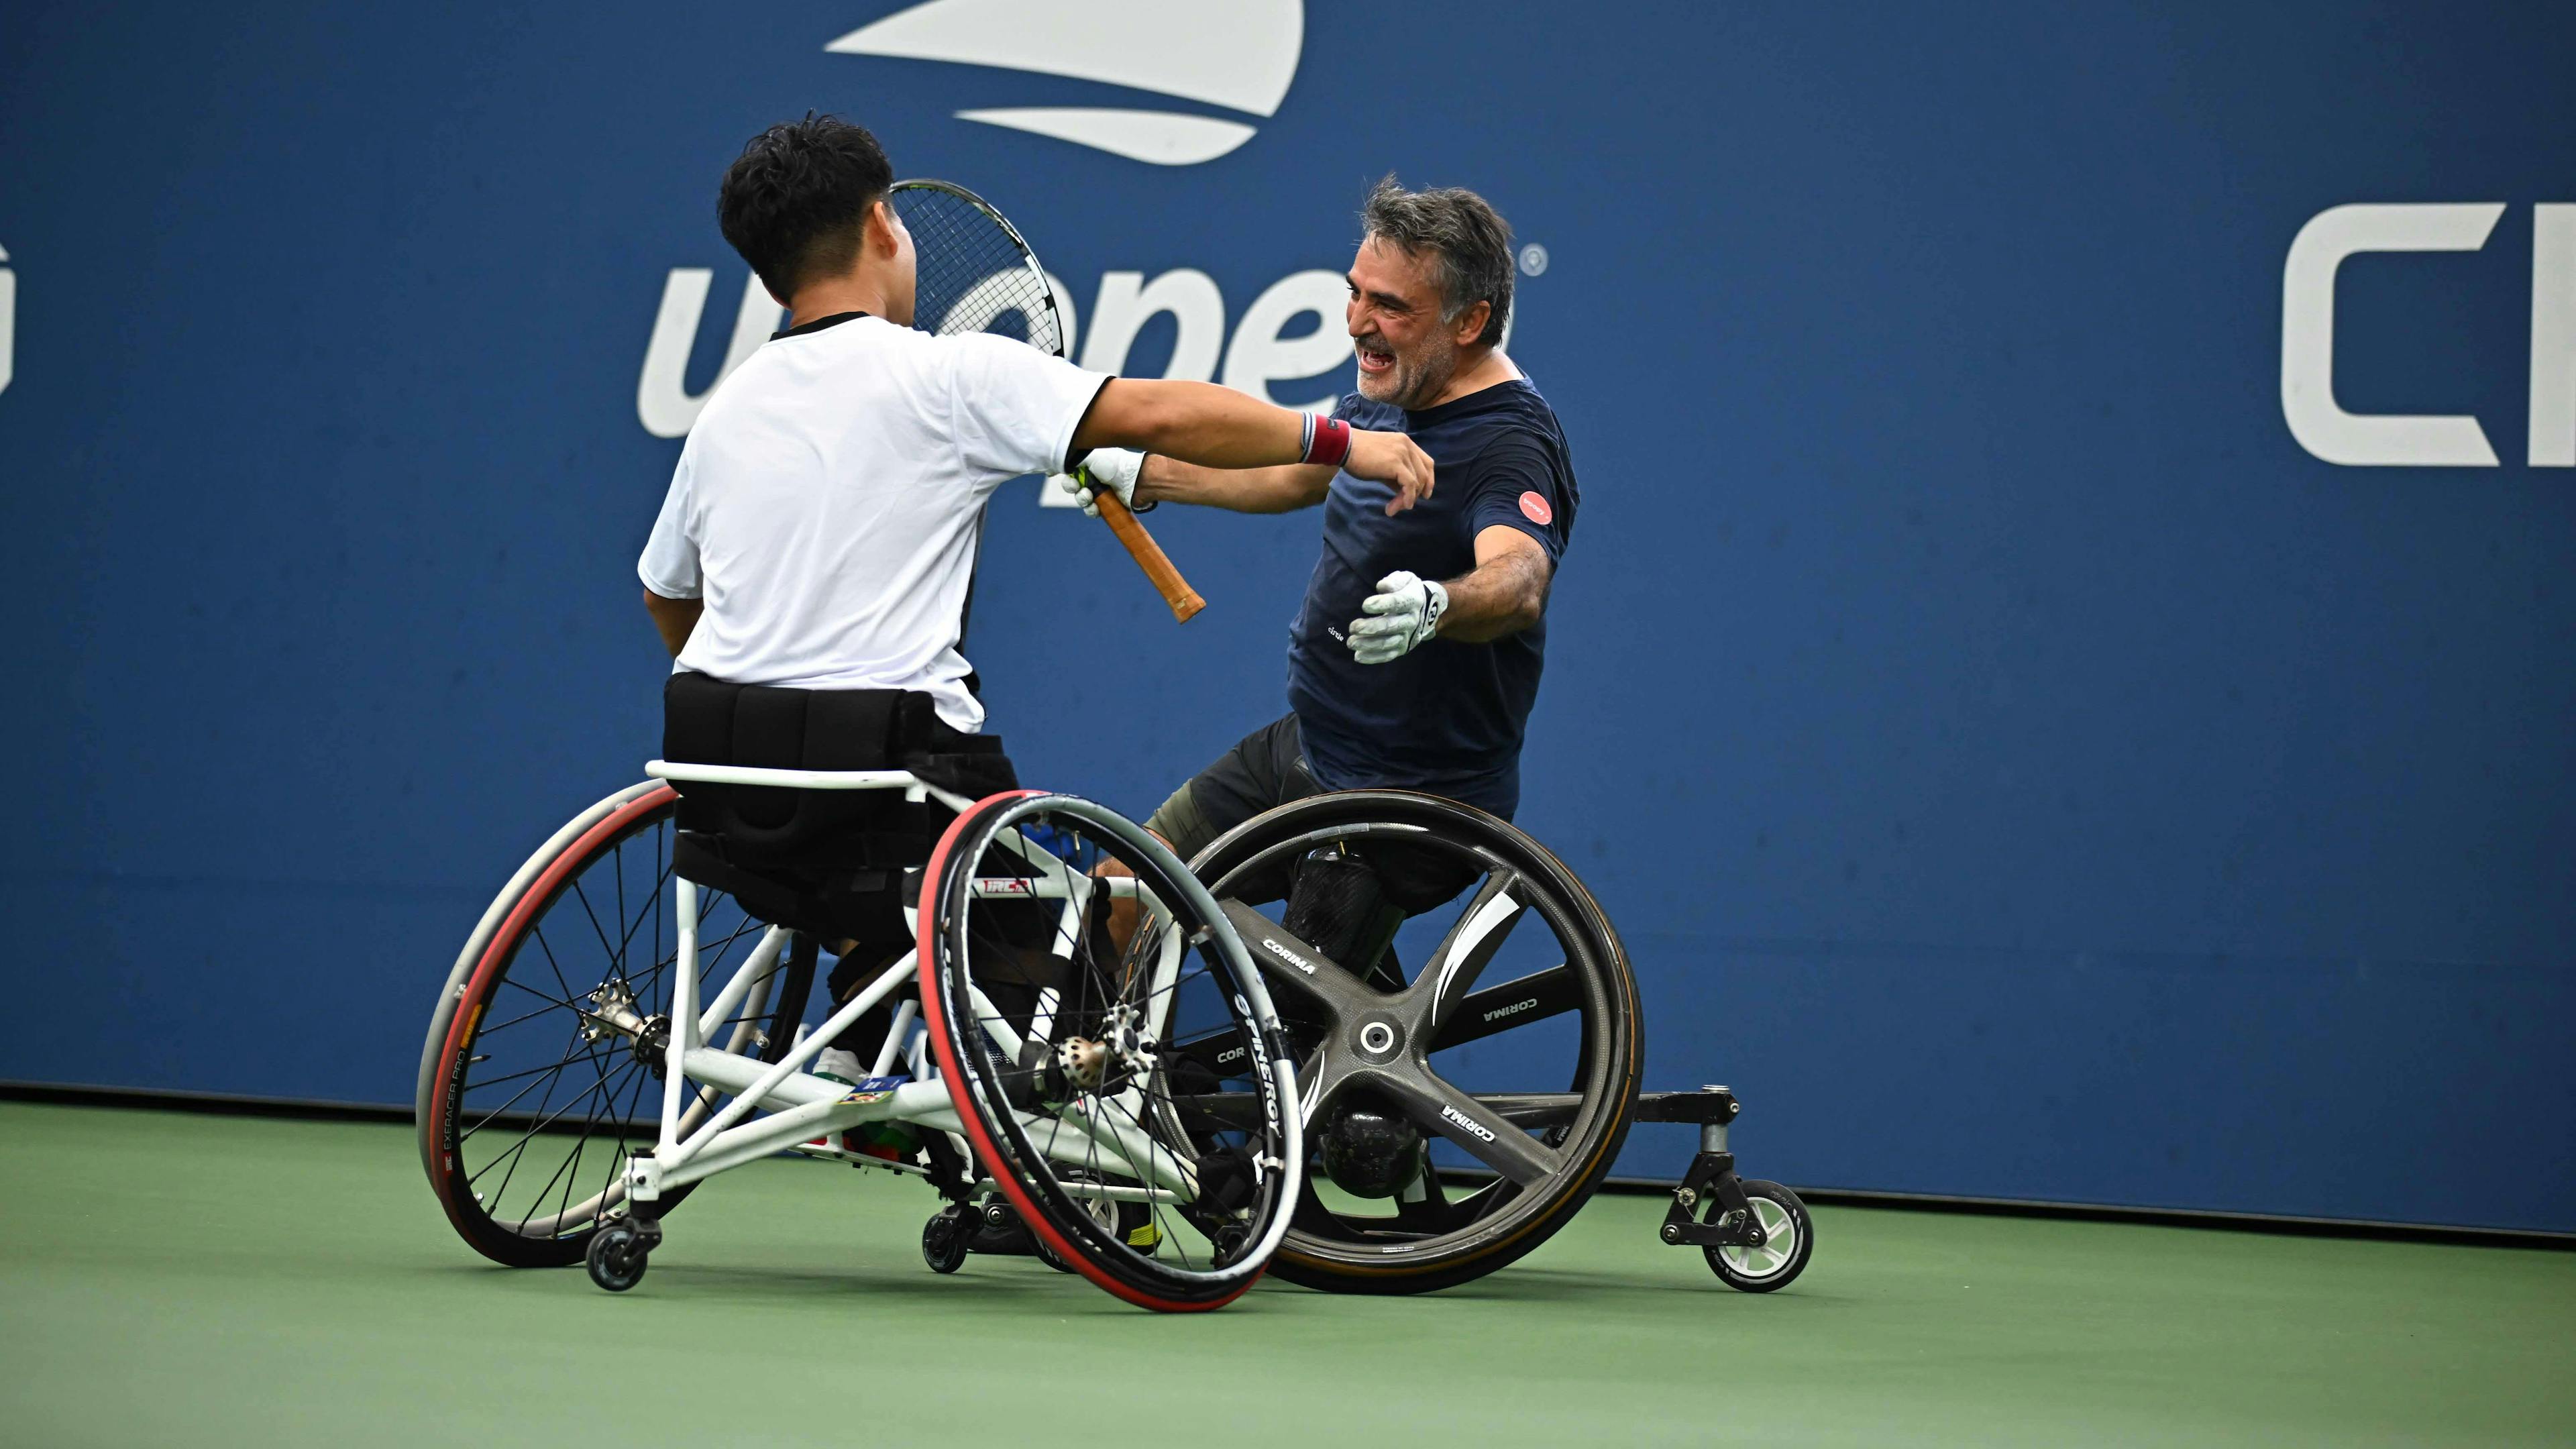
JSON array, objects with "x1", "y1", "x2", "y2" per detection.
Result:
[{"x1": 1355, "y1": 343, "x2": 1395, "y2": 374}]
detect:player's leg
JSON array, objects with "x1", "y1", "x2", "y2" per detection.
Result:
[{"x1": 1104, "y1": 714, "x2": 1326, "y2": 953}]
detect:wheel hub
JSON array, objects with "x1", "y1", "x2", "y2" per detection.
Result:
[{"x1": 1350, "y1": 1015, "x2": 1404, "y2": 1061}]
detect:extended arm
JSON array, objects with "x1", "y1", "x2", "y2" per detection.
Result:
[
  {"x1": 643, "y1": 588, "x2": 702, "y2": 658},
  {"x1": 1135, "y1": 455, "x2": 1336, "y2": 514},
  {"x1": 1068, "y1": 378, "x2": 1432, "y2": 510},
  {"x1": 1438, "y1": 526, "x2": 1552, "y2": 641},
  {"x1": 1346, "y1": 526, "x2": 1552, "y2": 664}
]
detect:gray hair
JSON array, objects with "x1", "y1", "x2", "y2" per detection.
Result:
[{"x1": 1360, "y1": 175, "x2": 1513, "y2": 347}]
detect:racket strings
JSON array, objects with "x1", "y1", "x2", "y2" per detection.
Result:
[{"x1": 891, "y1": 183, "x2": 1065, "y2": 357}]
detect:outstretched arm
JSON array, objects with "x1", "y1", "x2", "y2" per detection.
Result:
[
  {"x1": 1346, "y1": 526, "x2": 1552, "y2": 664},
  {"x1": 1438, "y1": 526, "x2": 1553, "y2": 641},
  {"x1": 1135, "y1": 455, "x2": 1336, "y2": 514},
  {"x1": 1068, "y1": 378, "x2": 1433, "y2": 511}
]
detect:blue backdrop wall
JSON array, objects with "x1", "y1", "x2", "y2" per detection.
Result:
[{"x1": 5, "y1": 1, "x2": 2570, "y2": 1230}]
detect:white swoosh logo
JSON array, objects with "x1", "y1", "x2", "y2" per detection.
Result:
[{"x1": 828, "y1": 0, "x2": 1301, "y2": 165}]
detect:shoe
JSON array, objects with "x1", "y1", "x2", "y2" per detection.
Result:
[{"x1": 814, "y1": 1049, "x2": 920, "y2": 1161}]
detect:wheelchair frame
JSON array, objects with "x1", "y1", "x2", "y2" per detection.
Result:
[{"x1": 612, "y1": 760, "x2": 1228, "y2": 1240}]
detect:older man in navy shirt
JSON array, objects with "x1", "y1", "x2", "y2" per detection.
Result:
[{"x1": 1069, "y1": 176, "x2": 1577, "y2": 879}]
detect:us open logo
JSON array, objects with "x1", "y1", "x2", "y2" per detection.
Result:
[
  {"x1": 635, "y1": 0, "x2": 1539, "y2": 464},
  {"x1": 640, "y1": 0, "x2": 1330, "y2": 441},
  {"x1": 636, "y1": 0, "x2": 1346, "y2": 449},
  {"x1": 828, "y1": 0, "x2": 1303, "y2": 167}
]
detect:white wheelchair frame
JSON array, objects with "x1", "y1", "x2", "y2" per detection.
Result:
[{"x1": 616, "y1": 760, "x2": 1227, "y2": 1230}]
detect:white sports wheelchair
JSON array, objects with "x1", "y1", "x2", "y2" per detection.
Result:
[
  {"x1": 417, "y1": 684, "x2": 1809, "y2": 1309},
  {"x1": 417, "y1": 676, "x2": 1305, "y2": 1311}
]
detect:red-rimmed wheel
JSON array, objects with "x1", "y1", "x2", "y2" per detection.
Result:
[
  {"x1": 420, "y1": 784, "x2": 815, "y2": 1267},
  {"x1": 916, "y1": 791, "x2": 1303, "y2": 1311}
]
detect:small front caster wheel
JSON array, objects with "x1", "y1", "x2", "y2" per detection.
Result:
[
  {"x1": 922, "y1": 1205, "x2": 971, "y2": 1275},
  {"x1": 1209, "y1": 1222, "x2": 1252, "y2": 1267},
  {"x1": 586, "y1": 1222, "x2": 651, "y2": 1293},
  {"x1": 1705, "y1": 1179, "x2": 1813, "y2": 1293}
]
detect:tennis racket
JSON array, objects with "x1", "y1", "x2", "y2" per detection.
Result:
[{"x1": 889, "y1": 178, "x2": 1205, "y2": 624}]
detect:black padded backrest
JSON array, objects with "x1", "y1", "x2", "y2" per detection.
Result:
[
  {"x1": 663, "y1": 672, "x2": 908, "y2": 863},
  {"x1": 661, "y1": 672, "x2": 1018, "y2": 869}
]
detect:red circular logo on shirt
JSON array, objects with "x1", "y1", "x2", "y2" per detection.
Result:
[{"x1": 1518, "y1": 490, "x2": 1554, "y2": 525}]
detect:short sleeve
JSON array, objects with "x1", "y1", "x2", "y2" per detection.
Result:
[
  {"x1": 948, "y1": 333, "x2": 1114, "y2": 482},
  {"x1": 1462, "y1": 433, "x2": 1572, "y2": 563},
  {"x1": 637, "y1": 453, "x2": 702, "y2": 599}
]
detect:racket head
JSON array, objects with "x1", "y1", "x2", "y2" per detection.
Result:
[{"x1": 889, "y1": 178, "x2": 1068, "y2": 359}]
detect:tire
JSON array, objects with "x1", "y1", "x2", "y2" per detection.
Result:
[
  {"x1": 1705, "y1": 1179, "x2": 1813, "y2": 1292},
  {"x1": 586, "y1": 1222, "x2": 651, "y2": 1291},
  {"x1": 917, "y1": 791, "x2": 1303, "y2": 1312},
  {"x1": 421, "y1": 785, "x2": 816, "y2": 1267},
  {"x1": 1188, "y1": 791, "x2": 1643, "y2": 1295},
  {"x1": 922, "y1": 1205, "x2": 971, "y2": 1275}
]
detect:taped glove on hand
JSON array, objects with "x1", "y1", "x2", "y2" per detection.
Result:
[
  {"x1": 1060, "y1": 448, "x2": 1146, "y2": 517},
  {"x1": 1348, "y1": 571, "x2": 1448, "y2": 664}
]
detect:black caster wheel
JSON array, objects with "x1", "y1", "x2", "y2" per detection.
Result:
[
  {"x1": 922, "y1": 1205, "x2": 971, "y2": 1275},
  {"x1": 1705, "y1": 1179, "x2": 1813, "y2": 1293},
  {"x1": 1210, "y1": 1223, "x2": 1251, "y2": 1267},
  {"x1": 586, "y1": 1222, "x2": 651, "y2": 1293}
]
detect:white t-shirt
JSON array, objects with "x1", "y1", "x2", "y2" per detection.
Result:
[{"x1": 638, "y1": 313, "x2": 1109, "y2": 732}]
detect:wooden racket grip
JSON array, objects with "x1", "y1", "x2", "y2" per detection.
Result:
[{"x1": 1094, "y1": 492, "x2": 1205, "y2": 623}]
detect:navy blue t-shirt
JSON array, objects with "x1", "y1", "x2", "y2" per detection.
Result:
[{"x1": 1286, "y1": 378, "x2": 1578, "y2": 818}]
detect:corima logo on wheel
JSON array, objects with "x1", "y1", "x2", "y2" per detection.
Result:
[
  {"x1": 636, "y1": 0, "x2": 1352, "y2": 450},
  {"x1": 1259, "y1": 936, "x2": 1319, "y2": 975},
  {"x1": 1439, "y1": 1104, "x2": 1498, "y2": 1143}
]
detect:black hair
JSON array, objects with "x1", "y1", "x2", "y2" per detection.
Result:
[
  {"x1": 717, "y1": 114, "x2": 895, "y2": 301},
  {"x1": 1360, "y1": 175, "x2": 1514, "y2": 347}
]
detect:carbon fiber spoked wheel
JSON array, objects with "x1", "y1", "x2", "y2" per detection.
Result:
[
  {"x1": 420, "y1": 784, "x2": 815, "y2": 1267},
  {"x1": 918, "y1": 791, "x2": 1303, "y2": 1313},
  {"x1": 1189, "y1": 791, "x2": 1642, "y2": 1295}
]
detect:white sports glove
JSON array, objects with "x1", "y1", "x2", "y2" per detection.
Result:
[
  {"x1": 1060, "y1": 447, "x2": 1146, "y2": 517},
  {"x1": 1348, "y1": 571, "x2": 1448, "y2": 665}
]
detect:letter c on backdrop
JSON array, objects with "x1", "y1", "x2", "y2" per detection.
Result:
[{"x1": 2280, "y1": 203, "x2": 2505, "y2": 467}]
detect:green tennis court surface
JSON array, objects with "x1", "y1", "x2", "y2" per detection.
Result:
[{"x1": 1, "y1": 1102, "x2": 2567, "y2": 1448}]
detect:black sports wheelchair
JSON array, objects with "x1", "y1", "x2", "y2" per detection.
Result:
[{"x1": 417, "y1": 674, "x2": 1810, "y2": 1309}]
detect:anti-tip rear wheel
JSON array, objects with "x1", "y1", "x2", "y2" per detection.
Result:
[{"x1": 1705, "y1": 1179, "x2": 1812, "y2": 1292}]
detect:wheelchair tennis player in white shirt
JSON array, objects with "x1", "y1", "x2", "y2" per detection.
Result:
[
  {"x1": 640, "y1": 116, "x2": 1430, "y2": 704},
  {"x1": 637, "y1": 115, "x2": 1433, "y2": 1093}
]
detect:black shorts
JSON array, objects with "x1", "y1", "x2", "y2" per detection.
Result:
[
  {"x1": 1145, "y1": 713, "x2": 1479, "y2": 914},
  {"x1": 1142, "y1": 713, "x2": 1324, "y2": 862}
]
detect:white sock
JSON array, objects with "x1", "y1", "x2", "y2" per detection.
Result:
[{"x1": 816, "y1": 1048, "x2": 864, "y2": 1085}]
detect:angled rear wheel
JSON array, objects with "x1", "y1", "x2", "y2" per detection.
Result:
[
  {"x1": 420, "y1": 784, "x2": 815, "y2": 1267},
  {"x1": 1189, "y1": 791, "x2": 1642, "y2": 1294},
  {"x1": 918, "y1": 791, "x2": 1303, "y2": 1311}
]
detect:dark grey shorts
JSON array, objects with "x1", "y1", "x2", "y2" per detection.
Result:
[
  {"x1": 1142, "y1": 713, "x2": 1325, "y2": 861},
  {"x1": 1144, "y1": 714, "x2": 1482, "y2": 914}
]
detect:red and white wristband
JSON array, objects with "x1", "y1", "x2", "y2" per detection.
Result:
[{"x1": 1300, "y1": 414, "x2": 1353, "y2": 469}]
